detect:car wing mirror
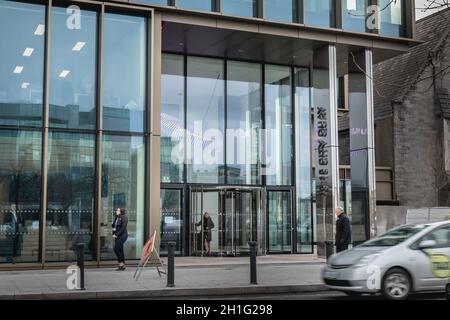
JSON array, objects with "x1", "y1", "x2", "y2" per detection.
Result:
[{"x1": 418, "y1": 240, "x2": 437, "y2": 250}]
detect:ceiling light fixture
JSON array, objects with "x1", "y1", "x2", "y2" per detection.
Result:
[
  {"x1": 13, "y1": 66, "x2": 24, "y2": 74},
  {"x1": 23, "y1": 48, "x2": 34, "y2": 57},
  {"x1": 59, "y1": 70, "x2": 70, "y2": 78},
  {"x1": 72, "y1": 42, "x2": 86, "y2": 51},
  {"x1": 34, "y1": 24, "x2": 45, "y2": 36}
]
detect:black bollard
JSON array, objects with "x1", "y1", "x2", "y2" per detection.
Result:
[
  {"x1": 167, "y1": 242, "x2": 175, "y2": 288},
  {"x1": 325, "y1": 241, "x2": 334, "y2": 260},
  {"x1": 76, "y1": 243, "x2": 85, "y2": 290},
  {"x1": 248, "y1": 241, "x2": 257, "y2": 285}
]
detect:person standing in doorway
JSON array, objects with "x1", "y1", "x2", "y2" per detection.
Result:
[
  {"x1": 112, "y1": 208, "x2": 128, "y2": 270},
  {"x1": 196, "y1": 212, "x2": 215, "y2": 256},
  {"x1": 335, "y1": 207, "x2": 351, "y2": 253}
]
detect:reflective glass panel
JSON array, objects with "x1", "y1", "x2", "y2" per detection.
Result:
[
  {"x1": 265, "y1": 65, "x2": 293, "y2": 186},
  {"x1": 227, "y1": 61, "x2": 261, "y2": 185},
  {"x1": 304, "y1": 0, "x2": 334, "y2": 28},
  {"x1": 161, "y1": 54, "x2": 184, "y2": 183},
  {"x1": 50, "y1": 7, "x2": 97, "y2": 129},
  {"x1": 264, "y1": 0, "x2": 295, "y2": 23},
  {"x1": 101, "y1": 135, "x2": 145, "y2": 261},
  {"x1": 222, "y1": 0, "x2": 257, "y2": 18},
  {"x1": 343, "y1": 0, "x2": 368, "y2": 33},
  {"x1": 178, "y1": 0, "x2": 213, "y2": 11},
  {"x1": 103, "y1": 14, "x2": 146, "y2": 133},
  {"x1": 0, "y1": 130, "x2": 41, "y2": 263},
  {"x1": 186, "y1": 57, "x2": 225, "y2": 184},
  {"x1": 132, "y1": 0, "x2": 168, "y2": 5},
  {"x1": 294, "y1": 67, "x2": 312, "y2": 253},
  {"x1": 380, "y1": 0, "x2": 405, "y2": 37},
  {"x1": 0, "y1": 0, "x2": 45, "y2": 127},
  {"x1": 160, "y1": 189, "x2": 183, "y2": 255},
  {"x1": 46, "y1": 132, "x2": 95, "y2": 262},
  {"x1": 268, "y1": 191, "x2": 292, "y2": 253}
]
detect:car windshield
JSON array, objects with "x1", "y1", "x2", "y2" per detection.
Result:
[{"x1": 360, "y1": 225, "x2": 428, "y2": 247}]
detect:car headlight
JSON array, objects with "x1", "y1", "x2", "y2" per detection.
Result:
[{"x1": 354, "y1": 253, "x2": 381, "y2": 268}]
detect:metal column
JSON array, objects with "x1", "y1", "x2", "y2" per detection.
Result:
[{"x1": 313, "y1": 45, "x2": 340, "y2": 258}]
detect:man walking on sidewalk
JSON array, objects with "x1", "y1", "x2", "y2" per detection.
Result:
[{"x1": 335, "y1": 207, "x2": 351, "y2": 253}]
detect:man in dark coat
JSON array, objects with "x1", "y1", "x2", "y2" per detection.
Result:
[{"x1": 335, "y1": 207, "x2": 351, "y2": 253}]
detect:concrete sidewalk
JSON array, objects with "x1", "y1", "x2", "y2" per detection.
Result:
[{"x1": 0, "y1": 255, "x2": 327, "y2": 300}]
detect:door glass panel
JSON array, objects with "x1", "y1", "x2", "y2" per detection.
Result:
[
  {"x1": 160, "y1": 189, "x2": 183, "y2": 255},
  {"x1": 191, "y1": 191, "x2": 219, "y2": 256},
  {"x1": 191, "y1": 188, "x2": 263, "y2": 256},
  {"x1": 268, "y1": 191, "x2": 292, "y2": 253},
  {"x1": 235, "y1": 191, "x2": 255, "y2": 255}
]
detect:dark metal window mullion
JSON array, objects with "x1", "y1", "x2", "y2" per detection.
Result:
[
  {"x1": 296, "y1": 0, "x2": 304, "y2": 24},
  {"x1": 39, "y1": 0, "x2": 53, "y2": 267},
  {"x1": 308, "y1": 60, "x2": 315, "y2": 251},
  {"x1": 183, "y1": 54, "x2": 188, "y2": 184},
  {"x1": 94, "y1": 3, "x2": 105, "y2": 265},
  {"x1": 224, "y1": 59, "x2": 228, "y2": 185},
  {"x1": 290, "y1": 66, "x2": 297, "y2": 254}
]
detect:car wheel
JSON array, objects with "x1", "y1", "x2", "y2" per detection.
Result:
[{"x1": 382, "y1": 268, "x2": 411, "y2": 300}]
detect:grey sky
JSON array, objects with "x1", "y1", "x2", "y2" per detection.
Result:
[{"x1": 415, "y1": 0, "x2": 447, "y2": 19}]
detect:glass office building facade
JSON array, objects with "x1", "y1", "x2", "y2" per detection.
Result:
[
  {"x1": 0, "y1": 0, "x2": 150, "y2": 265},
  {"x1": 0, "y1": 0, "x2": 413, "y2": 266}
]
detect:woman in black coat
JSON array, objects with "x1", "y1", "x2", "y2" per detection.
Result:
[
  {"x1": 112, "y1": 208, "x2": 128, "y2": 270},
  {"x1": 196, "y1": 212, "x2": 215, "y2": 255}
]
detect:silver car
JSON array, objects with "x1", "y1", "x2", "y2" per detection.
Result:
[{"x1": 322, "y1": 221, "x2": 450, "y2": 299}]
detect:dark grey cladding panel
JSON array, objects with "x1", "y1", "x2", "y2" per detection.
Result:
[{"x1": 161, "y1": 21, "x2": 318, "y2": 66}]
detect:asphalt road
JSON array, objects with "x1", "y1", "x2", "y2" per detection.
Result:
[{"x1": 160, "y1": 290, "x2": 447, "y2": 300}]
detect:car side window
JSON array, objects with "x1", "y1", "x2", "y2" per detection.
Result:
[{"x1": 421, "y1": 226, "x2": 450, "y2": 248}]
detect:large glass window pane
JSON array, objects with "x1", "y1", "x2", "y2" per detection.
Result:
[
  {"x1": 178, "y1": 0, "x2": 213, "y2": 11},
  {"x1": 46, "y1": 132, "x2": 95, "y2": 262},
  {"x1": 103, "y1": 14, "x2": 146, "y2": 133},
  {"x1": 294, "y1": 67, "x2": 312, "y2": 253},
  {"x1": 186, "y1": 57, "x2": 225, "y2": 184},
  {"x1": 265, "y1": 65, "x2": 293, "y2": 186},
  {"x1": 101, "y1": 135, "x2": 145, "y2": 261},
  {"x1": 50, "y1": 7, "x2": 97, "y2": 129},
  {"x1": 132, "y1": 0, "x2": 168, "y2": 5},
  {"x1": 380, "y1": 0, "x2": 405, "y2": 37},
  {"x1": 0, "y1": 0, "x2": 45, "y2": 127},
  {"x1": 227, "y1": 61, "x2": 261, "y2": 185},
  {"x1": 161, "y1": 54, "x2": 184, "y2": 183},
  {"x1": 0, "y1": 130, "x2": 41, "y2": 263},
  {"x1": 160, "y1": 189, "x2": 183, "y2": 255},
  {"x1": 268, "y1": 191, "x2": 292, "y2": 253},
  {"x1": 264, "y1": 0, "x2": 295, "y2": 23},
  {"x1": 343, "y1": 0, "x2": 368, "y2": 33},
  {"x1": 222, "y1": 0, "x2": 257, "y2": 18},
  {"x1": 304, "y1": 0, "x2": 334, "y2": 28}
]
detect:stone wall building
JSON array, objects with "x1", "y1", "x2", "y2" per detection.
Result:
[{"x1": 372, "y1": 9, "x2": 450, "y2": 209}]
